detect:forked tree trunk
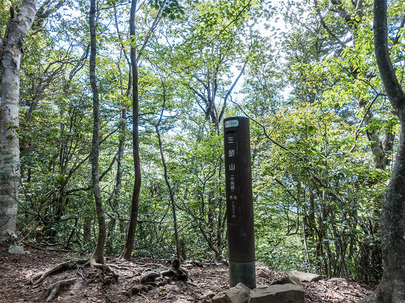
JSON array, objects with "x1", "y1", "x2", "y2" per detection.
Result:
[
  {"x1": 360, "y1": 0, "x2": 405, "y2": 301},
  {"x1": 0, "y1": 0, "x2": 36, "y2": 243}
]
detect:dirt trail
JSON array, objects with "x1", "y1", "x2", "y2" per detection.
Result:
[{"x1": 0, "y1": 245, "x2": 374, "y2": 302}]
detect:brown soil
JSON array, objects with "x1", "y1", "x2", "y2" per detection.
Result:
[{"x1": 0, "y1": 245, "x2": 375, "y2": 302}]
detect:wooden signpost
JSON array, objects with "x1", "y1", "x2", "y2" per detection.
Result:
[{"x1": 224, "y1": 116, "x2": 256, "y2": 289}]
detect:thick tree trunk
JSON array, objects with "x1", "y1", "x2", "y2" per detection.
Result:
[
  {"x1": 0, "y1": 0, "x2": 36, "y2": 243},
  {"x1": 360, "y1": 126, "x2": 405, "y2": 302},
  {"x1": 121, "y1": 0, "x2": 141, "y2": 260},
  {"x1": 89, "y1": 0, "x2": 106, "y2": 264},
  {"x1": 360, "y1": 0, "x2": 405, "y2": 301}
]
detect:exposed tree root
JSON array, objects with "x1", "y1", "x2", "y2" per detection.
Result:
[
  {"x1": 89, "y1": 258, "x2": 118, "y2": 284},
  {"x1": 89, "y1": 257, "x2": 103, "y2": 268},
  {"x1": 105, "y1": 263, "x2": 138, "y2": 270},
  {"x1": 42, "y1": 278, "x2": 77, "y2": 301},
  {"x1": 34, "y1": 258, "x2": 118, "y2": 301},
  {"x1": 126, "y1": 259, "x2": 190, "y2": 298},
  {"x1": 359, "y1": 279, "x2": 405, "y2": 303},
  {"x1": 32, "y1": 261, "x2": 77, "y2": 285}
]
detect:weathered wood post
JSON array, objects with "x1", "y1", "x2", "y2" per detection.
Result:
[{"x1": 224, "y1": 116, "x2": 256, "y2": 289}]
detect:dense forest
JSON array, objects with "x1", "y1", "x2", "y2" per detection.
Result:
[{"x1": 1, "y1": 0, "x2": 405, "y2": 298}]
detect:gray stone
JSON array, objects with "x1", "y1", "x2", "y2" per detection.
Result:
[
  {"x1": 288, "y1": 270, "x2": 321, "y2": 282},
  {"x1": 256, "y1": 266, "x2": 271, "y2": 278},
  {"x1": 8, "y1": 245, "x2": 30, "y2": 254},
  {"x1": 248, "y1": 284, "x2": 304, "y2": 303},
  {"x1": 271, "y1": 275, "x2": 301, "y2": 286},
  {"x1": 212, "y1": 282, "x2": 251, "y2": 303},
  {"x1": 328, "y1": 277, "x2": 346, "y2": 283}
]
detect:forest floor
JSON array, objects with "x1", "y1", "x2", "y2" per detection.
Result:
[{"x1": 0, "y1": 244, "x2": 375, "y2": 302}]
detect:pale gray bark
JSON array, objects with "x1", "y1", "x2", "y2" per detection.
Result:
[
  {"x1": 0, "y1": 0, "x2": 36, "y2": 243},
  {"x1": 90, "y1": 0, "x2": 106, "y2": 264}
]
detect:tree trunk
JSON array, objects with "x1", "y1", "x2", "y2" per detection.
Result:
[
  {"x1": 360, "y1": 0, "x2": 405, "y2": 301},
  {"x1": 89, "y1": 0, "x2": 106, "y2": 264},
  {"x1": 83, "y1": 216, "x2": 92, "y2": 244},
  {"x1": 121, "y1": 0, "x2": 141, "y2": 260},
  {"x1": 106, "y1": 107, "x2": 126, "y2": 253},
  {"x1": 155, "y1": 92, "x2": 180, "y2": 259},
  {"x1": 0, "y1": 0, "x2": 36, "y2": 243}
]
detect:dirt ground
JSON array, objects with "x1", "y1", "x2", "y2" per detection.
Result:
[{"x1": 0, "y1": 244, "x2": 375, "y2": 302}]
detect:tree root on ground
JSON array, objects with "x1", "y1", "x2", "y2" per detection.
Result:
[
  {"x1": 89, "y1": 258, "x2": 119, "y2": 284},
  {"x1": 32, "y1": 259, "x2": 118, "y2": 301},
  {"x1": 126, "y1": 259, "x2": 190, "y2": 298},
  {"x1": 42, "y1": 278, "x2": 77, "y2": 301},
  {"x1": 32, "y1": 261, "x2": 78, "y2": 285}
]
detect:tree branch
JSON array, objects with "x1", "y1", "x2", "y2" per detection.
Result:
[
  {"x1": 374, "y1": 0, "x2": 405, "y2": 113},
  {"x1": 36, "y1": 0, "x2": 65, "y2": 20},
  {"x1": 219, "y1": 58, "x2": 248, "y2": 122},
  {"x1": 393, "y1": 14, "x2": 405, "y2": 45},
  {"x1": 137, "y1": 4, "x2": 164, "y2": 63},
  {"x1": 315, "y1": 0, "x2": 346, "y2": 48}
]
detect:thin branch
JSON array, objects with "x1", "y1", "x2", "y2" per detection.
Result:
[
  {"x1": 36, "y1": 0, "x2": 65, "y2": 20},
  {"x1": 230, "y1": 98, "x2": 292, "y2": 154},
  {"x1": 219, "y1": 58, "x2": 249, "y2": 122},
  {"x1": 230, "y1": 99, "x2": 345, "y2": 204},
  {"x1": 137, "y1": 4, "x2": 164, "y2": 63},
  {"x1": 206, "y1": 0, "x2": 253, "y2": 46},
  {"x1": 353, "y1": 94, "x2": 382, "y2": 141},
  {"x1": 393, "y1": 14, "x2": 405, "y2": 46},
  {"x1": 314, "y1": 0, "x2": 346, "y2": 48}
]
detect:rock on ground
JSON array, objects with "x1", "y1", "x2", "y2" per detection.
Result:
[
  {"x1": 249, "y1": 284, "x2": 304, "y2": 303},
  {"x1": 212, "y1": 282, "x2": 251, "y2": 303},
  {"x1": 8, "y1": 245, "x2": 30, "y2": 254},
  {"x1": 288, "y1": 270, "x2": 322, "y2": 282}
]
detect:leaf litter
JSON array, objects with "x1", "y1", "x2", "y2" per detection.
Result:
[{"x1": 0, "y1": 245, "x2": 374, "y2": 302}]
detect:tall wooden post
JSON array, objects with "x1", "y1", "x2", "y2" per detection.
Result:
[{"x1": 224, "y1": 116, "x2": 256, "y2": 289}]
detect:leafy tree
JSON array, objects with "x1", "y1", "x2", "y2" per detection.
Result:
[
  {"x1": 248, "y1": 101, "x2": 387, "y2": 279},
  {"x1": 360, "y1": 0, "x2": 405, "y2": 301}
]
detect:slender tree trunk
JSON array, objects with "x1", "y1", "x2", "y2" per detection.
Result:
[
  {"x1": 0, "y1": 0, "x2": 36, "y2": 243},
  {"x1": 122, "y1": 0, "x2": 141, "y2": 260},
  {"x1": 155, "y1": 90, "x2": 180, "y2": 259},
  {"x1": 89, "y1": 0, "x2": 105, "y2": 264},
  {"x1": 156, "y1": 126, "x2": 180, "y2": 259},
  {"x1": 360, "y1": 0, "x2": 405, "y2": 301},
  {"x1": 106, "y1": 107, "x2": 126, "y2": 253}
]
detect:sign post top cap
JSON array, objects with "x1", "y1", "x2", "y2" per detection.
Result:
[
  {"x1": 224, "y1": 116, "x2": 249, "y2": 129},
  {"x1": 224, "y1": 116, "x2": 249, "y2": 121}
]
